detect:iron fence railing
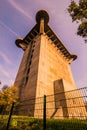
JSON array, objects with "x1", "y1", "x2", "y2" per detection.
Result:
[{"x1": 0, "y1": 87, "x2": 87, "y2": 130}]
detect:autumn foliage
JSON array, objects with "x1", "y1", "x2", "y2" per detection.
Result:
[{"x1": 0, "y1": 85, "x2": 18, "y2": 113}]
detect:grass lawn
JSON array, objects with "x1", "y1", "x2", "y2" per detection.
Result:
[{"x1": 0, "y1": 115, "x2": 87, "y2": 130}]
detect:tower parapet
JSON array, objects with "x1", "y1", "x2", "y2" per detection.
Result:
[{"x1": 15, "y1": 10, "x2": 77, "y2": 64}]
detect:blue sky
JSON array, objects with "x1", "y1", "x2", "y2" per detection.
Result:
[{"x1": 0, "y1": 0, "x2": 87, "y2": 89}]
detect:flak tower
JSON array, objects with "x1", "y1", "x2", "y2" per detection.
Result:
[{"x1": 14, "y1": 10, "x2": 79, "y2": 118}]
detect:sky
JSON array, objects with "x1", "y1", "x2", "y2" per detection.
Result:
[{"x1": 0, "y1": 0, "x2": 87, "y2": 89}]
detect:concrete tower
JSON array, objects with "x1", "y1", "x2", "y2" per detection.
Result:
[{"x1": 14, "y1": 10, "x2": 79, "y2": 117}]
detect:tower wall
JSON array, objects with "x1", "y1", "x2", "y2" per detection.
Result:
[
  {"x1": 34, "y1": 34, "x2": 77, "y2": 118},
  {"x1": 36, "y1": 34, "x2": 76, "y2": 98}
]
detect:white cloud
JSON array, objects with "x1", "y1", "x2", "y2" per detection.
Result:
[
  {"x1": 0, "y1": 20, "x2": 19, "y2": 37},
  {"x1": 0, "y1": 65, "x2": 10, "y2": 78},
  {"x1": 8, "y1": 0, "x2": 33, "y2": 20},
  {"x1": 0, "y1": 51, "x2": 12, "y2": 64}
]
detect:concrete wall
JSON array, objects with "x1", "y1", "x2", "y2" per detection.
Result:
[{"x1": 36, "y1": 34, "x2": 76, "y2": 98}]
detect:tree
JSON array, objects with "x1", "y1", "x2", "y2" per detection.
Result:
[
  {"x1": 2, "y1": 85, "x2": 8, "y2": 91},
  {"x1": 67, "y1": 0, "x2": 87, "y2": 42},
  {"x1": 0, "y1": 81, "x2": 1, "y2": 84},
  {"x1": 0, "y1": 85, "x2": 18, "y2": 113}
]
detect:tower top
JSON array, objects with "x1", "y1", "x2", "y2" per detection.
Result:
[
  {"x1": 36, "y1": 10, "x2": 49, "y2": 24},
  {"x1": 15, "y1": 10, "x2": 77, "y2": 63}
]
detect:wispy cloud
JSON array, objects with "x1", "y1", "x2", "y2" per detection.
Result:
[
  {"x1": 0, "y1": 65, "x2": 10, "y2": 78},
  {"x1": 0, "y1": 20, "x2": 19, "y2": 37},
  {"x1": 8, "y1": 0, "x2": 33, "y2": 20},
  {"x1": 0, "y1": 51, "x2": 12, "y2": 64}
]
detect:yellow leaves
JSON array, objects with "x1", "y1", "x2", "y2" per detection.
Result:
[{"x1": 0, "y1": 85, "x2": 18, "y2": 106}]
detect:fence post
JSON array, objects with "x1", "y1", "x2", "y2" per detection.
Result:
[
  {"x1": 6, "y1": 102, "x2": 14, "y2": 130},
  {"x1": 43, "y1": 95, "x2": 46, "y2": 130}
]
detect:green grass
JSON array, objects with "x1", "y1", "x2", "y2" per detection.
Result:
[
  {"x1": 0, "y1": 115, "x2": 87, "y2": 130},
  {"x1": 46, "y1": 119, "x2": 87, "y2": 130}
]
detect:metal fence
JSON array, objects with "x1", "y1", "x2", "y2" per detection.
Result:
[
  {"x1": 13, "y1": 87, "x2": 87, "y2": 119},
  {"x1": 0, "y1": 87, "x2": 87, "y2": 130},
  {"x1": 46, "y1": 87, "x2": 87, "y2": 119}
]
